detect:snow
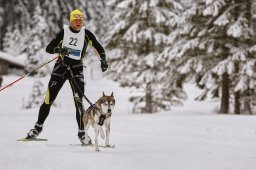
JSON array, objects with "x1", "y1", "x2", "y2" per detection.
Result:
[
  {"x1": 116, "y1": 0, "x2": 136, "y2": 9},
  {"x1": 0, "y1": 51, "x2": 25, "y2": 67},
  {"x1": 123, "y1": 23, "x2": 139, "y2": 43},
  {"x1": 227, "y1": 21, "x2": 243, "y2": 38},
  {"x1": 1, "y1": 67, "x2": 256, "y2": 170},
  {"x1": 149, "y1": 0, "x2": 159, "y2": 7},
  {"x1": 203, "y1": 0, "x2": 226, "y2": 17},
  {"x1": 213, "y1": 13, "x2": 230, "y2": 26}
]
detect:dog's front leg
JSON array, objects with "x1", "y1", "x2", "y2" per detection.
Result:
[
  {"x1": 83, "y1": 120, "x2": 91, "y2": 144},
  {"x1": 105, "y1": 123, "x2": 111, "y2": 147},
  {"x1": 94, "y1": 127, "x2": 100, "y2": 152}
]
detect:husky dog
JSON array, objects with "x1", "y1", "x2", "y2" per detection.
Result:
[{"x1": 82, "y1": 92, "x2": 115, "y2": 152}]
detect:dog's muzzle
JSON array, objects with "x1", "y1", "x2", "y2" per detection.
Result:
[{"x1": 107, "y1": 109, "x2": 111, "y2": 113}]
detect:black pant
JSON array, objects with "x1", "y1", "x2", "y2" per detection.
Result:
[{"x1": 36, "y1": 57, "x2": 85, "y2": 131}]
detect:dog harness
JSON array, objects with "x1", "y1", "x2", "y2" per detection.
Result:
[
  {"x1": 96, "y1": 107, "x2": 111, "y2": 126},
  {"x1": 98, "y1": 114, "x2": 111, "y2": 126},
  {"x1": 85, "y1": 105, "x2": 112, "y2": 126}
]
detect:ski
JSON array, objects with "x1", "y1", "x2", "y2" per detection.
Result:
[
  {"x1": 17, "y1": 137, "x2": 48, "y2": 142},
  {"x1": 69, "y1": 143, "x2": 115, "y2": 148}
]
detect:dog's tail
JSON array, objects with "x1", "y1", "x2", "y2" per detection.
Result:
[{"x1": 99, "y1": 127, "x2": 105, "y2": 140}]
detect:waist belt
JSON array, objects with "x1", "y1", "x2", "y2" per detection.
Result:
[{"x1": 56, "y1": 59, "x2": 84, "y2": 68}]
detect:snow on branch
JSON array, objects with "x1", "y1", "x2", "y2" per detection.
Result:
[
  {"x1": 212, "y1": 59, "x2": 229, "y2": 75},
  {"x1": 234, "y1": 76, "x2": 248, "y2": 92},
  {"x1": 154, "y1": 33, "x2": 167, "y2": 45},
  {"x1": 213, "y1": 12, "x2": 230, "y2": 26},
  {"x1": 229, "y1": 47, "x2": 247, "y2": 61},
  {"x1": 138, "y1": 28, "x2": 153, "y2": 42},
  {"x1": 111, "y1": 21, "x2": 127, "y2": 35},
  {"x1": 149, "y1": 0, "x2": 159, "y2": 7},
  {"x1": 116, "y1": 0, "x2": 136, "y2": 8},
  {"x1": 123, "y1": 22, "x2": 139, "y2": 43},
  {"x1": 167, "y1": 0, "x2": 183, "y2": 10},
  {"x1": 227, "y1": 20, "x2": 243, "y2": 38},
  {"x1": 179, "y1": 58, "x2": 203, "y2": 74},
  {"x1": 139, "y1": 1, "x2": 148, "y2": 13},
  {"x1": 203, "y1": 0, "x2": 226, "y2": 17},
  {"x1": 153, "y1": 9, "x2": 167, "y2": 24}
]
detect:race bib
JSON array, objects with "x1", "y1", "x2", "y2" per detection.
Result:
[{"x1": 62, "y1": 25, "x2": 85, "y2": 60}]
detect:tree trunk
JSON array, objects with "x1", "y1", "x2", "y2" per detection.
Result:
[
  {"x1": 243, "y1": 100, "x2": 252, "y2": 115},
  {"x1": 234, "y1": 61, "x2": 240, "y2": 114},
  {"x1": 145, "y1": 82, "x2": 153, "y2": 113},
  {"x1": 243, "y1": 90, "x2": 252, "y2": 115},
  {"x1": 220, "y1": 73, "x2": 229, "y2": 113},
  {"x1": 231, "y1": 0, "x2": 246, "y2": 114},
  {"x1": 234, "y1": 91, "x2": 240, "y2": 114},
  {"x1": 245, "y1": 0, "x2": 252, "y2": 27},
  {"x1": 243, "y1": 0, "x2": 253, "y2": 115},
  {"x1": 144, "y1": 4, "x2": 153, "y2": 114}
]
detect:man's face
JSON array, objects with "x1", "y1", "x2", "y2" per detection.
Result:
[{"x1": 70, "y1": 19, "x2": 83, "y2": 31}]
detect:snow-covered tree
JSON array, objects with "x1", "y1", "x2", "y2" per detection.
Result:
[
  {"x1": 25, "y1": 4, "x2": 50, "y2": 75},
  {"x1": 41, "y1": 0, "x2": 62, "y2": 38},
  {"x1": 24, "y1": 79, "x2": 60, "y2": 109},
  {"x1": 2, "y1": 0, "x2": 89, "y2": 62},
  {"x1": 2, "y1": 0, "x2": 34, "y2": 55},
  {"x1": 106, "y1": 0, "x2": 184, "y2": 113},
  {"x1": 24, "y1": 80, "x2": 45, "y2": 109},
  {"x1": 161, "y1": 0, "x2": 256, "y2": 114},
  {"x1": 3, "y1": 24, "x2": 25, "y2": 55},
  {"x1": 83, "y1": 0, "x2": 112, "y2": 40}
]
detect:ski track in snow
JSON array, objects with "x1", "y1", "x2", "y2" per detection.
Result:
[{"x1": 0, "y1": 74, "x2": 256, "y2": 170}]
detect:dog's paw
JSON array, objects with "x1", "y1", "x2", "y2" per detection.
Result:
[
  {"x1": 105, "y1": 144, "x2": 111, "y2": 148},
  {"x1": 95, "y1": 148, "x2": 101, "y2": 152}
]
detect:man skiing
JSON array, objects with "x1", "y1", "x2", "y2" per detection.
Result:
[{"x1": 26, "y1": 9, "x2": 108, "y2": 144}]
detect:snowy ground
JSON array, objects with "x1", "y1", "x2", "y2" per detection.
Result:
[{"x1": 1, "y1": 66, "x2": 256, "y2": 170}]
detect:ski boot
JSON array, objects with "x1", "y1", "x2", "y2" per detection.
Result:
[
  {"x1": 78, "y1": 130, "x2": 92, "y2": 145},
  {"x1": 26, "y1": 123, "x2": 43, "y2": 139}
]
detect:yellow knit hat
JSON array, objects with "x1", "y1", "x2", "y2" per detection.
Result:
[{"x1": 70, "y1": 9, "x2": 84, "y2": 22}]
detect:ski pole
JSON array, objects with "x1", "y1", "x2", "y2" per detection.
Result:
[
  {"x1": 92, "y1": 47, "x2": 102, "y2": 60},
  {"x1": 0, "y1": 55, "x2": 60, "y2": 92}
]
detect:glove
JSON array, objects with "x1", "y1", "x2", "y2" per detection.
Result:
[
  {"x1": 59, "y1": 48, "x2": 70, "y2": 56},
  {"x1": 100, "y1": 56, "x2": 108, "y2": 72}
]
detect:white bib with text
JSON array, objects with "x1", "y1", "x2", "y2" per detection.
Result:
[{"x1": 62, "y1": 25, "x2": 85, "y2": 60}]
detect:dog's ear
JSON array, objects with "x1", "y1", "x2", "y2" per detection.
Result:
[
  {"x1": 103, "y1": 92, "x2": 106, "y2": 97},
  {"x1": 111, "y1": 92, "x2": 114, "y2": 97}
]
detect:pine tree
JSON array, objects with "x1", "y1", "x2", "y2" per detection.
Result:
[
  {"x1": 106, "y1": 0, "x2": 184, "y2": 113},
  {"x1": 83, "y1": 0, "x2": 112, "y2": 40},
  {"x1": 24, "y1": 80, "x2": 45, "y2": 109},
  {"x1": 3, "y1": 24, "x2": 25, "y2": 55},
  {"x1": 24, "y1": 79, "x2": 60, "y2": 109},
  {"x1": 80, "y1": 1, "x2": 114, "y2": 78},
  {"x1": 161, "y1": 0, "x2": 256, "y2": 114},
  {"x1": 2, "y1": 0, "x2": 34, "y2": 55},
  {"x1": 25, "y1": 3, "x2": 50, "y2": 75},
  {"x1": 41, "y1": 0, "x2": 63, "y2": 38}
]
